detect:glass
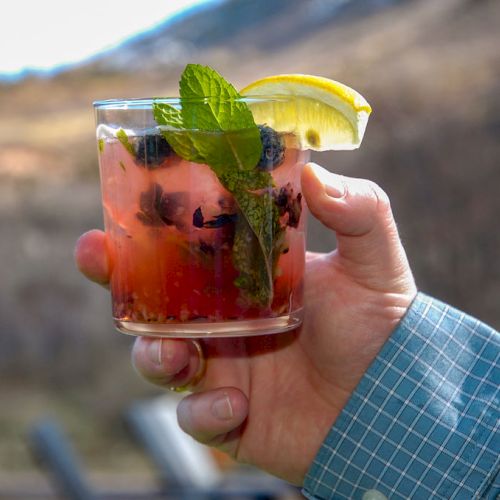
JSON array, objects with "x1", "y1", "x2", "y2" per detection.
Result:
[{"x1": 94, "y1": 97, "x2": 309, "y2": 337}]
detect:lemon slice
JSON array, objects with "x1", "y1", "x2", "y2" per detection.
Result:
[{"x1": 240, "y1": 74, "x2": 372, "y2": 151}]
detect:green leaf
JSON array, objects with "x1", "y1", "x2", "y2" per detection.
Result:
[
  {"x1": 231, "y1": 188, "x2": 284, "y2": 306},
  {"x1": 152, "y1": 102, "x2": 183, "y2": 128},
  {"x1": 116, "y1": 128, "x2": 135, "y2": 157},
  {"x1": 153, "y1": 64, "x2": 283, "y2": 307},
  {"x1": 154, "y1": 65, "x2": 262, "y2": 172},
  {"x1": 180, "y1": 64, "x2": 257, "y2": 133}
]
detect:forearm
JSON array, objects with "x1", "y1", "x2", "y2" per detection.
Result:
[{"x1": 303, "y1": 293, "x2": 500, "y2": 499}]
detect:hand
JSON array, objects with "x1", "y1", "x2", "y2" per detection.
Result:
[{"x1": 75, "y1": 163, "x2": 417, "y2": 485}]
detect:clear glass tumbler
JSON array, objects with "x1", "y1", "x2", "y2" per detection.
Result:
[{"x1": 94, "y1": 97, "x2": 309, "y2": 337}]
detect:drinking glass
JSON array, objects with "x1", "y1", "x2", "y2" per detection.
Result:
[{"x1": 94, "y1": 97, "x2": 309, "y2": 337}]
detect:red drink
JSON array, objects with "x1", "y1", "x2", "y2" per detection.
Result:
[{"x1": 95, "y1": 100, "x2": 309, "y2": 337}]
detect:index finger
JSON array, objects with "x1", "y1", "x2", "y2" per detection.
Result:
[{"x1": 74, "y1": 229, "x2": 111, "y2": 287}]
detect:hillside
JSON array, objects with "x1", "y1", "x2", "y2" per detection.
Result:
[
  {"x1": 0, "y1": 0, "x2": 499, "y2": 492},
  {"x1": 91, "y1": 0, "x2": 405, "y2": 73}
]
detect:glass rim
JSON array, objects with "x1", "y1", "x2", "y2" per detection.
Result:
[{"x1": 93, "y1": 95, "x2": 296, "y2": 109}]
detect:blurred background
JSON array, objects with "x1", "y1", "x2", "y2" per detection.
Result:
[{"x1": 0, "y1": 0, "x2": 499, "y2": 496}]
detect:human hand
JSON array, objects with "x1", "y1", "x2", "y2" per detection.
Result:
[{"x1": 75, "y1": 162, "x2": 417, "y2": 485}]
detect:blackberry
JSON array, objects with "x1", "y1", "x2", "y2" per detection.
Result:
[
  {"x1": 134, "y1": 134, "x2": 173, "y2": 168},
  {"x1": 257, "y1": 125, "x2": 285, "y2": 171}
]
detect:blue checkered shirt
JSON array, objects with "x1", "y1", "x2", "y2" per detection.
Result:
[{"x1": 303, "y1": 293, "x2": 500, "y2": 499}]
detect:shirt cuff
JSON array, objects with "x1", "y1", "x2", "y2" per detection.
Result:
[{"x1": 303, "y1": 292, "x2": 500, "y2": 500}]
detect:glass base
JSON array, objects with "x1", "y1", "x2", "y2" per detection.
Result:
[{"x1": 114, "y1": 309, "x2": 304, "y2": 338}]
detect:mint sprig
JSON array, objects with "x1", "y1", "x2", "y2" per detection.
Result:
[
  {"x1": 153, "y1": 64, "x2": 262, "y2": 173},
  {"x1": 153, "y1": 64, "x2": 283, "y2": 307}
]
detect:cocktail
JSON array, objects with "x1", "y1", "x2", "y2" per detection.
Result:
[{"x1": 93, "y1": 65, "x2": 370, "y2": 337}]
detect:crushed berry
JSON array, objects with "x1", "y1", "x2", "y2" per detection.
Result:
[
  {"x1": 192, "y1": 207, "x2": 238, "y2": 229},
  {"x1": 193, "y1": 207, "x2": 204, "y2": 228},
  {"x1": 136, "y1": 183, "x2": 187, "y2": 228},
  {"x1": 257, "y1": 125, "x2": 286, "y2": 171},
  {"x1": 273, "y1": 183, "x2": 303, "y2": 228},
  {"x1": 205, "y1": 213, "x2": 238, "y2": 228},
  {"x1": 134, "y1": 134, "x2": 173, "y2": 168},
  {"x1": 274, "y1": 189, "x2": 289, "y2": 216},
  {"x1": 288, "y1": 193, "x2": 302, "y2": 228}
]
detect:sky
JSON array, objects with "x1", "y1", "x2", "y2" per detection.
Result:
[{"x1": 0, "y1": 0, "x2": 211, "y2": 78}]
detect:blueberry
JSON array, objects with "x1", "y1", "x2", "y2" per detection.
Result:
[
  {"x1": 257, "y1": 125, "x2": 285, "y2": 171},
  {"x1": 134, "y1": 134, "x2": 173, "y2": 168}
]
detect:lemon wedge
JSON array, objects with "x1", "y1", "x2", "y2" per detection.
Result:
[{"x1": 241, "y1": 74, "x2": 372, "y2": 151}]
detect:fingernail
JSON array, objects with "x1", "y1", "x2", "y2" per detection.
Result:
[
  {"x1": 309, "y1": 162, "x2": 345, "y2": 198},
  {"x1": 147, "y1": 339, "x2": 162, "y2": 366},
  {"x1": 211, "y1": 394, "x2": 233, "y2": 420}
]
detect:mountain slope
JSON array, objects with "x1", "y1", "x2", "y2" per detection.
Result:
[{"x1": 92, "y1": 0, "x2": 406, "y2": 72}]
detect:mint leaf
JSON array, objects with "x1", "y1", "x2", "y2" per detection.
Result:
[
  {"x1": 153, "y1": 104, "x2": 203, "y2": 163},
  {"x1": 116, "y1": 128, "x2": 135, "y2": 157},
  {"x1": 152, "y1": 102, "x2": 183, "y2": 128},
  {"x1": 153, "y1": 64, "x2": 283, "y2": 307},
  {"x1": 231, "y1": 188, "x2": 284, "y2": 306},
  {"x1": 154, "y1": 65, "x2": 262, "y2": 172},
  {"x1": 180, "y1": 64, "x2": 258, "y2": 134}
]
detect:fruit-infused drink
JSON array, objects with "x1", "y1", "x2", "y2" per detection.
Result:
[
  {"x1": 95, "y1": 97, "x2": 309, "y2": 337},
  {"x1": 94, "y1": 64, "x2": 371, "y2": 337}
]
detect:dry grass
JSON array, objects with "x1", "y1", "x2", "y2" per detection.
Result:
[{"x1": 0, "y1": 0, "x2": 498, "y2": 488}]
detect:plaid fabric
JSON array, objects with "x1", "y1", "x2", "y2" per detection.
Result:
[{"x1": 303, "y1": 293, "x2": 500, "y2": 500}]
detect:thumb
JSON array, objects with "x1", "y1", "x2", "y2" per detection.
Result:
[{"x1": 301, "y1": 162, "x2": 415, "y2": 292}]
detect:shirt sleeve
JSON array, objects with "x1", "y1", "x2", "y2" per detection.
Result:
[{"x1": 303, "y1": 292, "x2": 500, "y2": 500}]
